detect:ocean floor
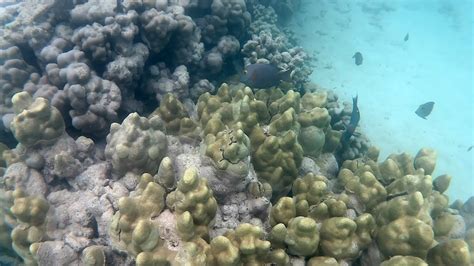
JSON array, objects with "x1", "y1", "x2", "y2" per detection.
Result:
[{"x1": 292, "y1": 0, "x2": 473, "y2": 201}]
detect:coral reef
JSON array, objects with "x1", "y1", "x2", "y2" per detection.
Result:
[{"x1": 0, "y1": 0, "x2": 472, "y2": 265}]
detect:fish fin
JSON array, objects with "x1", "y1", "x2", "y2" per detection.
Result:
[{"x1": 278, "y1": 69, "x2": 292, "y2": 82}]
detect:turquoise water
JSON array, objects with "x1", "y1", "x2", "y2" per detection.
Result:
[{"x1": 293, "y1": 0, "x2": 473, "y2": 202}]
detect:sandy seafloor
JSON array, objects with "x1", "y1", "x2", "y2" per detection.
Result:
[{"x1": 291, "y1": 0, "x2": 474, "y2": 202}]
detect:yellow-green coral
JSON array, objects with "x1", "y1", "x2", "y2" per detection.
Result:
[
  {"x1": 284, "y1": 216, "x2": 319, "y2": 256},
  {"x1": 262, "y1": 89, "x2": 300, "y2": 116},
  {"x1": 225, "y1": 223, "x2": 271, "y2": 265},
  {"x1": 204, "y1": 129, "x2": 251, "y2": 176},
  {"x1": 268, "y1": 108, "x2": 300, "y2": 135},
  {"x1": 466, "y1": 228, "x2": 474, "y2": 264},
  {"x1": 433, "y1": 212, "x2": 464, "y2": 241},
  {"x1": 377, "y1": 216, "x2": 434, "y2": 258},
  {"x1": 298, "y1": 125, "x2": 326, "y2": 158},
  {"x1": 301, "y1": 91, "x2": 328, "y2": 109},
  {"x1": 373, "y1": 192, "x2": 431, "y2": 229},
  {"x1": 292, "y1": 173, "x2": 328, "y2": 216},
  {"x1": 338, "y1": 168, "x2": 387, "y2": 211},
  {"x1": 81, "y1": 246, "x2": 105, "y2": 266},
  {"x1": 427, "y1": 239, "x2": 471, "y2": 265},
  {"x1": 322, "y1": 128, "x2": 342, "y2": 153},
  {"x1": 307, "y1": 256, "x2": 339, "y2": 266},
  {"x1": 308, "y1": 197, "x2": 348, "y2": 222},
  {"x1": 197, "y1": 84, "x2": 269, "y2": 136},
  {"x1": 433, "y1": 174, "x2": 451, "y2": 193},
  {"x1": 105, "y1": 112, "x2": 167, "y2": 175},
  {"x1": 297, "y1": 104, "x2": 330, "y2": 158},
  {"x1": 209, "y1": 235, "x2": 240, "y2": 265},
  {"x1": 154, "y1": 157, "x2": 176, "y2": 191},
  {"x1": 166, "y1": 167, "x2": 217, "y2": 239},
  {"x1": 270, "y1": 197, "x2": 296, "y2": 226},
  {"x1": 414, "y1": 148, "x2": 437, "y2": 175},
  {"x1": 380, "y1": 255, "x2": 428, "y2": 266},
  {"x1": 109, "y1": 179, "x2": 166, "y2": 255},
  {"x1": 10, "y1": 92, "x2": 65, "y2": 147},
  {"x1": 174, "y1": 238, "x2": 210, "y2": 266},
  {"x1": 270, "y1": 217, "x2": 320, "y2": 258},
  {"x1": 8, "y1": 189, "x2": 49, "y2": 265},
  {"x1": 298, "y1": 105, "x2": 330, "y2": 129},
  {"x1": 198, "y1": 84, "x2": 333, "y2": 198},
  {"x1": 135, "y1": 248, "x2": 175, "y2": 266},
  {"x1": 251, "y1": 129, "x2": 303, "y2": 198},
  {"x1": 378, "y1": 152, "x2": 417, "y2": 185},
  {"x1": 385, "y1": 170, "x2": 432, "y2": 198},
  {"x1": 149, "y1": 93, "x2": 198, "y2": 138},
  {"x1": 319, "y1": 214, "x2": 375, "y2": 260}
]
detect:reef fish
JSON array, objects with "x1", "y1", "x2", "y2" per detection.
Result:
[
  {"x1": 404, "y1": 33, "x2": 409, "y2": 41},
  {"x1": 415, "y1": 101, "x2": 435, "y2": 119},
  {"x1": 353, "y1": 52, "x2": 363, "y2": 65},
  {"x1": 468, "y1": 145, "x2": 473, "y2": 152},
  {"x1": 386, "y1": 191, "x2": 409, "y2": 200},
  {"x1": 241, "y1": 63, "x2": 291, "y2": 89},
  {"x1": 341, "y1": 95, "x2": 360, "y2": 147}
]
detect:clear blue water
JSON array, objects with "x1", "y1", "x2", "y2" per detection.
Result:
[{"x1": 293, "y1": 0, "x2": 473, "y2": 202}]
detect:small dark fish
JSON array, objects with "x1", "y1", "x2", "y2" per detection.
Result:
[
  {"x1": 241, "y1": 63, "x2": 291, "y2": 89},
  {"x1": 415, "y1": 101, "x2": 435, "y2": 119},
  {"x1": 340, "y1": 95, "x2": 360, "y2": 147},
  {"x1": 468, "y1": 145, "x2": 473, "y2": 152},
  {"x1": 353, "y1": 52, "x2": 363, "y2": 65},
  {"x1": 404, "y1": 33, "x2": 409, "y2": 41},
  {"x1": 386, "y1": 191, "x2": 409, "y2": 200}
]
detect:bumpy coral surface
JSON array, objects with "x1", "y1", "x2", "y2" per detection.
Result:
[
  {"x1": 105, "y1": 112, "x2": 167, "y2": 175},
  {"x1": 0, "y1": 1, "x2": 472, "y2": 265},
  {"x1": 10, "y1": 92, "x2": 65, "y2": 147}
]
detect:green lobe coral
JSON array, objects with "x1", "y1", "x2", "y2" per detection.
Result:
[
  {"x1": 204, "y1": 129, "x2": 251, "y2": 177},
  {"x1": 109, "y1": 179, "x2": 166, "y2": 255},
  {"x1": 149, "y1": 93, "x2": 198, "y2": 138},
  {"x1": 284, "y1": 216, "x2": 319, "y2": 256},
  {"x1": 319, "y1": 214, "x2": 375, "y2": 260},
  {"x1": 225, "y1": 223, "x2": 272, "y2": 265},
  {"x1": 167, "y1": 167, "x2": 217, "y2": 240},
  {"x1": 380, "y1": 255, "x2": 428, "y2": 266},
  {"x1": 10, "y1": 92, "x2": 64, "y2": 147},
  {"x1": 8, "y1": 189, "x2": 49, "y2": 265},
  {"x1": 105, "y1": 112, "x2": 167, "y2": 175},
  {"x1": 197, "y1": 84, "x2": 335, "y2": 198},
  {"x1": 377, "y1": 216, "x2": 434, "y2": 258},
  {"x1": 427, "y1": 239, "x2": 471, "y2": 265}
]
